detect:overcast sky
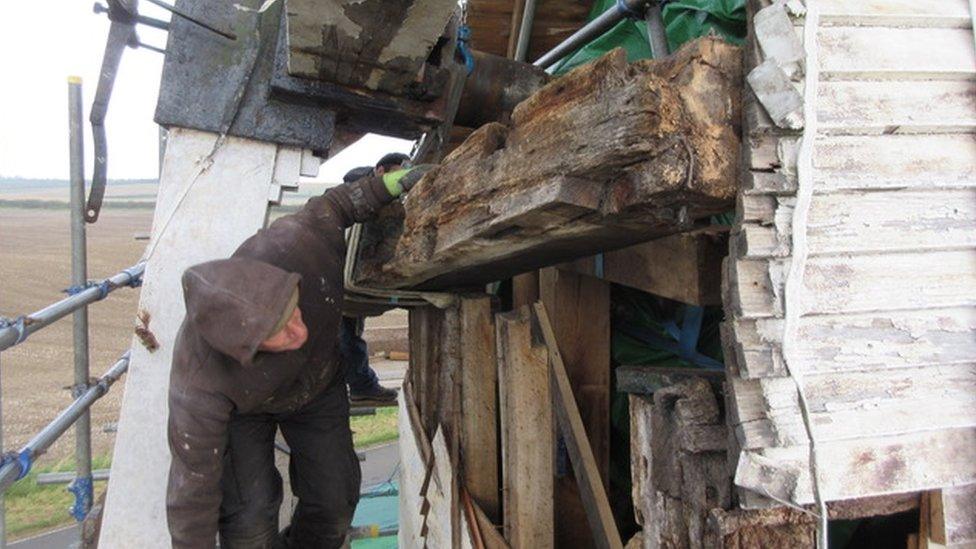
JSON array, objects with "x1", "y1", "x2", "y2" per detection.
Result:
[{"x1": 0, "y1": 1, "x2": 412, "y2": 184}]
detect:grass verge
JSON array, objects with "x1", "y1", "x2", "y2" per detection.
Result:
[
  {"x1": 5, "y1": 409, "x2": 399, "y2": 541},
  {"x1": 5, "y1": 455, "x2": 112, "y2": 541},
  {"x1": 351, "y1": 407, "x2": 399, "y2": 449}
]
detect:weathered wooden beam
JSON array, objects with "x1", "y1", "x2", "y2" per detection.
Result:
[
  {"x1": 354, "y1": 38, "x2": 742, "y2": 290},
  {"x1": 539, "y1": 268, "x2": 610, "y2": 548},
  {"x1": 564, "y1": 227, "x2": 729, "y2": 306},
  {"x1": 459, "y1": 296, "x2": 501, "y2": 522},
  {"x1": 535, "y1": 303, "x2": 623, "y2": 549},
  {"x1": 496, "y1": 307, "x2": 554, "y2": 548}
]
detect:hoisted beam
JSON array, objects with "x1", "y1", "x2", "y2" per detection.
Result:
[{"x1": 354, "y1": 39, "x2": 742, "y2": 291}]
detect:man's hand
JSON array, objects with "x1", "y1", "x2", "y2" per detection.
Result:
[{"x1": 381, "y1": 164, "x2": 436, "y2": 197}]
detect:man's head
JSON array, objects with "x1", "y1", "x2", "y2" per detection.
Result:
[
  {"x1": 181, "y1": 258, "x2": 307, "y2": 365},
  {"x1": 258, "y1": 290, "x2": 308, "y2": 352},
  {"x1": 374, "y1": 152, "x2": 411, "y2": 176}
]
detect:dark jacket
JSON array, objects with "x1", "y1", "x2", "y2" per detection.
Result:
[{"x1": 166, "y1": 176, "x2": 395, "y2": 548}]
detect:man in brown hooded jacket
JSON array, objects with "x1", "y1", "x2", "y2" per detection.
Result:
[{"x1": 166, "y1": 167, "x2": 429, "y2": 548}]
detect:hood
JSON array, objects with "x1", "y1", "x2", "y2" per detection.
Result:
[{"x1": 181, "y1": 258, "x2": 301, "y2": 366}]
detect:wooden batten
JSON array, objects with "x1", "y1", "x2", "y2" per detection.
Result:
[
  {"x1": 459, "y1": 296, "x2": 501, "y2": 522},
  {"x1": 496, "y1": 307, "x2": 554, "y2": 548}
]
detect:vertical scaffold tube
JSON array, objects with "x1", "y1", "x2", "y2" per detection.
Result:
[{"x1": 68, "y1": 76, "x2": 94, "y2": 521}]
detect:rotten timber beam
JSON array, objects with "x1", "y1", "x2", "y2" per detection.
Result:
[{"x1": 354, "y1": 38, "x2": 742, "y2": 290}]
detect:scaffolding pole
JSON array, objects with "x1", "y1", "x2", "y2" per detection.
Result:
[
  {"x1": 0, "y1": 262, "x2": 144, "y2": 353},
  {"x1": 68, "y1": 76, "x2": 95, "y2": 522},
  {"x1": 0, "y1": 352, "x2": 6, "y2": 546},
  {"x1": 0, "y1": 353, "x2": 130, "y2": 493},
  {"x1": 533, "y1": 0, "x2": 651, "y2": 69}
]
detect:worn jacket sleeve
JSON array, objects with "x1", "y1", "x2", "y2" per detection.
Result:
[
  {"x1": 233, "y1": 175, "x2": 396, "y2": 265},
  {"x1": 167, "y1": 382, "x2": 234, "y2": 549},
  {"x1": 306, "y1": 175, "x2": 397, "y2": 230}
]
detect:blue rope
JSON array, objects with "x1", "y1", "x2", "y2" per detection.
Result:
[
  {"x1": 594, "y1": 254, "x2": 605, "y2": 279},
  {"x1": 1, "y1": 449, "x2": 34, "y2": 481},
  {"x1": 68, "y1": 475, "x2": 94, "y2": 522},
  {"x1": 0, "y1": 316, "x2": 29, "y2": 345},
  {"x1": 456, "y1": 25, "x2": 475, "y2": 74}
]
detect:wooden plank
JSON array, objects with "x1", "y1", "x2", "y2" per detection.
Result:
[
  {"x1": 817, "y1": 27, "x2": 976, "y2": 80},
  {"x1": 735, "y1": 189, "x2": 976, "y2": 258},
  {"x1": 743, "y1": 134, "x2": 976, "y2": 194},
  {"x1": 506, "y1": 0, "x2": 525, "y2": 59},
  {"x1": 354, "y1": 40, "x2": 742, "y2": 290},
  {"x1": 496, "y1": 306, "x2": 553, "y2": 548},
  {"x1": 729, "y1": 364, "x2": 976, "y2": 449},
  {"x1": 818, "y1": 80, "x2": 976, "y2": 135},
  {"x1": 930, "y1": 485, "x2": 976, "y2": 546},
  {"x1": 512, "y1": 271, "x2": 539, "y2": 308},
  {"x1": 735, "y1": 427, "x2": 976, "y2": 506},
  {"x1": 565, "y1": 228, "x2": 728, "y2": 306},
  {"x1": 534, "y1": 303, "x2": 624, "y2": 549},
  {"x1": 539, "y1": 269, "x2": 610, "y2": 482},
  {"x1": 728, "y1": 307, "x2": 976, "y2": 378},
  {"x1": 814, "y1": 134, "x2": 976, "y2": 192},
  {"x1": 818, "y1": 0, "x2": 974, "y2": 28},
  {"x1": 459, "y1": 296, "x2": 501, "y2": 522},
  {"x1": 100, "y1": 129, "x2": 279, "y2": 548},
  {"x1": 745, "y1": 134, "x2": 976, "y2": 193},
  {"x1": 727, "y1": 251, "x2": 976, "y2": 319},
  {"x1": 538, "y1": 268, "x2": 610, "y2": 549},
  {"x1": 466, "y1": 0, "x2": 591, "y2": 61}
]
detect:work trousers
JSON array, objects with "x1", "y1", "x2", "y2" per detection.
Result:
[
  {"x1": 340, "y1": 316, "x2": 379, "y2": 393},
  {"x1": 217, "y1": 384, "x2": 361, "y2": 549}
]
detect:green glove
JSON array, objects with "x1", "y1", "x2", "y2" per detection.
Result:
[{"x1": 382, "y1": 164, "x2": 436, "y2": 197}]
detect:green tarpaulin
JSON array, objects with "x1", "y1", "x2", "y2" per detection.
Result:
[{"x1": 551, "y1": 0, "x2": 746, "y2": 75}]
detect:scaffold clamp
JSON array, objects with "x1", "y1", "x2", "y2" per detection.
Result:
[{"x1": 68, "y1": 475, "x2": 95, "y2": 522}]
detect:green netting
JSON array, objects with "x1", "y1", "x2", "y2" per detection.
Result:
[{"x1": 550, "y1": 0, "x2": 746, "y2": 75}]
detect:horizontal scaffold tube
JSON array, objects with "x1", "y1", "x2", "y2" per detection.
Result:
[
  {"x1": 0, "y1": 262, "x2": 145, "y2": 352},
  {"x1": 0, "y1": 352, "x2": 130, "y2": 492},
  {"x1": 533, "y1": 0, "x2": 651, "y2": 69}
]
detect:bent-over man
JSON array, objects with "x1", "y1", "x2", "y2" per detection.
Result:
[{"x1": 166, "y1": 166, "x2": 429, "y2": 548}]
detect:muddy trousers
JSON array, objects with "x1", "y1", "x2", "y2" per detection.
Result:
[{"x1": 217, "y1": 384, "x2": 362, "y2": 549}]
